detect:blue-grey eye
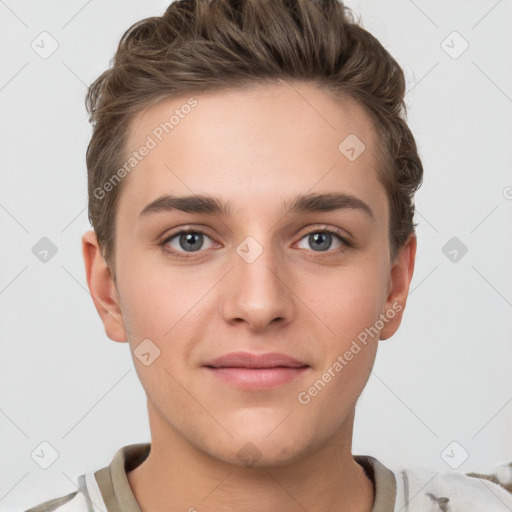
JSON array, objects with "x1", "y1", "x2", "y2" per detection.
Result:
[
  {"x1": 165, "y1": 231, "x2": 215, "y2": 253},
  {"x1": 179, "y1": 232, "x2": 203, "y2": 252},
  {"x1": 296, "y1": 231, "x2": 344, "y2": 252},
  {"x1": 311, "y1": 232, "x2": 331, "y2": 251}
]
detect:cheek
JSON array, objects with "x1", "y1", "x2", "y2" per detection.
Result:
[
  {"x1": 118, "y1": 260, "x2": 213, "y2": 340},
  {"x1": 117, "y1": 269, "x2": 201, "y2": 410},
  {"x1": 296, "y1": 273, "x2": 382, "y2": 414},
  {"x1": 117, "y1": 264, "x2": 221, "y2": 399},
  {"x1": 301, "y1": 264, "x2": 388, "y2": 343}
]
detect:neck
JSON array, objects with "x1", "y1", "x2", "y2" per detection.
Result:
[{"x1": 127, "y1": 402, "x2": 374, "y2": 512}]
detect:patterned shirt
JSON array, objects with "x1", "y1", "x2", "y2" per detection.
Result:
[{"x1": 24, "y1": 443, "x2": 512, "y2": 512}]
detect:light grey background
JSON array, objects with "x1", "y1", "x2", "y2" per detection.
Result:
[{"x1": 1, "y1": 0, "x2": 511, "y2": 510}]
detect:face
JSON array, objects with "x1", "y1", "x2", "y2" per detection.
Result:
[{"x1": 83, "y1": 81, "x2": 415, "y2": 467}]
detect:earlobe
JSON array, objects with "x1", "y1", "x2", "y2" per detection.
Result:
[
  {"x1": 81, "y1": 230, "x2": 128, "y2": 343},
  {"x1": 379, "y1": 234, "x2": 417, "y2": 340}
]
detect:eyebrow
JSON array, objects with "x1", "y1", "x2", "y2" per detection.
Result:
[{"x1": 138, "y1": 192, "x2": 375, "y2": 221}]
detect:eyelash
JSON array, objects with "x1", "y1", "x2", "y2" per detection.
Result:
[{"x1": 159, "y1": 226, "x2": 352, "y2": 260}]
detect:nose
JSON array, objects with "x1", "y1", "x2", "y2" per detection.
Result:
[{"x1": 219, "y1": 236, "x2": 295, "y2": 332}]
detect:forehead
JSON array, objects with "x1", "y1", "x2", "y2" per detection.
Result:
[
  {"x1": 119, "y1": 82, "x2": 387, "y2": 221},
  {"x1": 127, "y1": 82, "x2": 378, "y2": 154}
]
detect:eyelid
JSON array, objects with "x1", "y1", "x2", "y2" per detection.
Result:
[{"x1": 297, "y1": 224, "x2": 352, "y2": 243}]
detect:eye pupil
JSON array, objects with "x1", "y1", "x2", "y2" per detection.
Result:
[
  {"x1": 180, "y1": 232, "x2": 203, "y2": 252},
  {"x1": 310, "y1": 232, "x2": 331, "y2": 251}
]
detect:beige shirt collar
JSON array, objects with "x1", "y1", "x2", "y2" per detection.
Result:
[{"x1": 94, "y1": 443, "x2": 396, "y2": 512}]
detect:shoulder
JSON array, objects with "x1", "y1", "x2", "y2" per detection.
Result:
[
  {"x1": 22, "y1": 443, "x2": 148, "y2": 512},
  {"x1": 392, "y1": 461, "x2": 512, "y2": 511},
  {"x1": 23, "y1": 490, "x2": 86, "y2": 512},
  {"x1": 22, "y1": 473, "x2": 104, "y2": 512}
]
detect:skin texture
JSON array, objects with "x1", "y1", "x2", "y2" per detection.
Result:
[{"x1": 82, "y1": 81, "x2": 416, "y2": 512}]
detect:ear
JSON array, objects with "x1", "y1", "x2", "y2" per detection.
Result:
[
  {"x1": 82, "y1": 230, "x2": 127, "y2": 343},
  {"x1": 379, "y1": 233, "x2": 417, "y2": 340}
]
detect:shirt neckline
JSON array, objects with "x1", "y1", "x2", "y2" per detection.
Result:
[{"x1": 94, "y1": 443, "x2": 397, "y2": 512}]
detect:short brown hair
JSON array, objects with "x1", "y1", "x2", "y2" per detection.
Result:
[{"x1": 85, "y1": 0, "x2": 423, "y2": 280}]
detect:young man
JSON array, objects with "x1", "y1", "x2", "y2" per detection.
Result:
[{"x1": 26, "y1": 0, "x2": 512, "y2": 511}]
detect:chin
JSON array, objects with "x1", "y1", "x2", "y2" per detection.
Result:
[{"x1": 202, "y1": 429, "x2": 315, "y2": 469}]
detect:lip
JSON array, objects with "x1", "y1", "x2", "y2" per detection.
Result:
[
  {"x1": 203, "y1": 351, "x2": 308, "y2": 369},
  {"x1": 205, "y1": 367, "x2": 310, "y2": 390},
  {"x1": 203, "y1": 351, "x2": 310, "y2": 390}
]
